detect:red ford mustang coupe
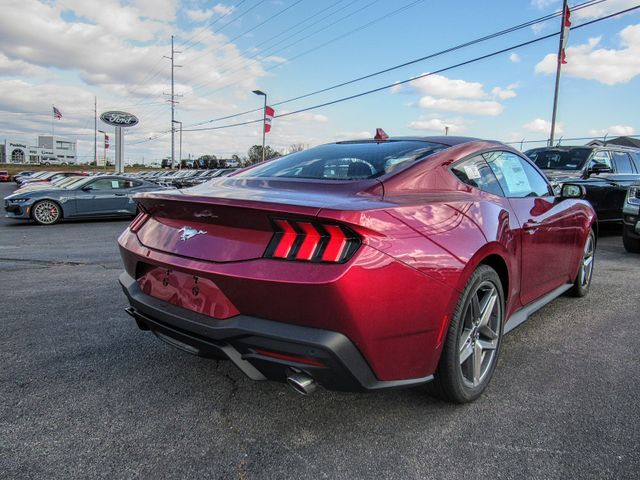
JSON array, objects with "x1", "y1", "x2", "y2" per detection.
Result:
[{"x1": 118, "y1": 136, "x2": 596, "y2": 403}]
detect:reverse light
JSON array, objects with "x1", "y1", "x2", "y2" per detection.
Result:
[{"x1": 264, "y1": 218, "x2": 360, "y2": 263}]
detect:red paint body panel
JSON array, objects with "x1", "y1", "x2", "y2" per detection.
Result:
[{"x1": 119, "y1": 137, "x2": 596, "y2": 383}]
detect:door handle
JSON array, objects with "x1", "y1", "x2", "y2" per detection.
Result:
[
  {"x1": 522, "y1": 221, "x2": 541, "y2": 231},
  {"x1": 115, "y1": 193, "x2": 126, "y2": 196}
]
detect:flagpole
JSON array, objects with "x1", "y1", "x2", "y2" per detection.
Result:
[
  {"x1": 52, "y1": 104, "x2": 54, "y2": 138},
  {"x1": 549, "y1": 0, "x2": 568, "y2": 147}
]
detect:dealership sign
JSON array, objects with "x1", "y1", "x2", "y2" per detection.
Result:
[{"x1": 100, "y1": 111, "x2": 139, "y2": 128}]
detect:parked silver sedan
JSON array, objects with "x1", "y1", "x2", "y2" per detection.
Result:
[{"x1": 4, "y1": 175, "x2": 163, "y2": 225}]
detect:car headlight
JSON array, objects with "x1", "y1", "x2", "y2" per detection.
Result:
[
  {"x1": 10, "y1": 198, "x2": 29, "y2": 203},
  {"x1": 627, "y1": 186, "x2": 640, "y2": 206}
]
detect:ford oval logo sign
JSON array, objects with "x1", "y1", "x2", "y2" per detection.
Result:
[{"x1": 100, "y1": 111, "x2": 139, "y2": 128}]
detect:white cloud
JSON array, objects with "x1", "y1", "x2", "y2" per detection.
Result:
[
  {"x1": 509, "y1": 52, "x2": 521, "y2": 63},
  {"x1": 531, "y1": 0, "x2": 557, "y2": 9},
  {"x1": 573, "y1": 0, "x2": 639, "y2": 20},
  {"x1": 418, "y1": 96, "x2": 504, "y2": 116},
  {"x1": 588, "y1": 125, "x2": 635, "y2": 136},
  {"x1": 186, "y1": 9, "x2": 214, "y2": 22},
  {"x1": 408, "y1": 117, "x2": 466, "y2": 133},
  {"x1": 389, "y1": 81, "x2": 402, "y2": 94},
  {"x1": 334, "y1": 131, "x2": 372, "y2": 140},
  {"x1": 187, "y1": 3, "x2": 234, "y2": 22},
  {"x1": 262, "y1": 55, "x2": 288, "y2": 64},
  {"x1": 491, "y1": 86, "x2": 517, "y2": 100},
  {"x1": 410, "y1": 74, "x2": 487, "y2": 99},
  {"x1": 523, "y1": 118, "x2": 564, "y2": 134},
  {"x1": 535, "y1": 25, "x2": 640, "y2": 85}
]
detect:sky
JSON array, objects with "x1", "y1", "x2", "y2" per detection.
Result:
[{"x1": 1, "y1": 0, "x2": 639, "y2": 164}]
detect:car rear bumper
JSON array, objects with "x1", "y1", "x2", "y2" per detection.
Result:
[{"x1": 120, "y1": 271, "x2": 433, "y2": 392}]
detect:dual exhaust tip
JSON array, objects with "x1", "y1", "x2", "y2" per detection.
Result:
[{"x1": 286, "y1": 372, "x2": 316, "y2": 395}]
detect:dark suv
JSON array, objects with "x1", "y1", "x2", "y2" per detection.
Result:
[{"x1": 525, "y1": 146, "x2": 640, "y2": 222}]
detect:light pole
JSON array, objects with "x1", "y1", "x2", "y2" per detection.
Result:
[
  {"x1": 252, "y1": 89, "x2": 267, "y2": 162},
  {"x1": 172, "y1": 120, "x2": 182, "y2": 169}
]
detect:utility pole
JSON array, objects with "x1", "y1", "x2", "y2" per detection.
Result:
[
  {"x1": 94, "y1": 96, "x2": 97, "y2": 166},
  {"x1": 549, "y1": 0, "x2": 569, "y2": 147},
  {"x1": 164, "y1": 35, "x2": 182, "y2": 169}
]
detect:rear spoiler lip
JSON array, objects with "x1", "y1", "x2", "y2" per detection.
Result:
[{"x1": 134, "y1": 191, "x2": 322, "y2": 218}]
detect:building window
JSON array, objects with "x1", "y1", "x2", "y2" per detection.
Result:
[{"x1": 11, "y1": 149, "x2": 25, "y2": 163}]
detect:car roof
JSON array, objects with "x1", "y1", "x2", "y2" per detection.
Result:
[{"x1": 335, "y1": 136, "x2": 482, "y2": 147}]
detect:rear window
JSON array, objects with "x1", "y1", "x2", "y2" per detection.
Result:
[
  {"x1": 235, "y1": 141, "x2": 446, "y2": 180},
  {"x1": 532, "y1": 148, "x2": 592, "y2": 170}
]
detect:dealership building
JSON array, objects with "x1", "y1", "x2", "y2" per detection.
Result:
[{"x1": 1, "y1": 135, "x2": 77, "y2": 164}]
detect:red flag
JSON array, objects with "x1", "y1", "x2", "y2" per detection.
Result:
[
  {"x1": 53, "y1": 106, "x2": 62, "y2": 120},
  {"x1": 264, "y1": 105, "x2": 274, "y2": 133},
  {"x1": 560, "y1": 4, "x2": 571, "y2": 64},
  {"x1": 105, "y1": 134, "x2": 110, "y2": 149}
]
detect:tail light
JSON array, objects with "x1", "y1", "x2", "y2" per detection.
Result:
[
  {"x1": 129, "y1": 211, "x2": 150, "y2": 233},
  {"x1": 264, "y1": 218, "x2": 360, "y2": 263}
]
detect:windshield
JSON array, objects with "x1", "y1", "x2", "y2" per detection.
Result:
[
  {"x1": 529, "y1": 148, "x2": 592, "y2": 170},
  {"x1": 235, "y1": 141, "x2": 446, "y2": 180}
]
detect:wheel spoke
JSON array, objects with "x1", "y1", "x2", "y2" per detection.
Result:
[
  {"x1": 470, "y1": 294, "x2": 480, "y2": 320},
  {"x1": 459, "y1": 328, "x2": 472, "y2": 352},
  {"x1": 472, "y1": 341, "x2": 483, "y2": 385},
  {"x1": 478, "y1": 291, "x2": 497, "y2": 328},
  {"x1": 459, "y1": 341, "x2": 473, "y2": 364},
  {"x1": 478, "y1": 338, "x2": 497, "y2": 351},
  {"x1": 479, "y1": 324, "x2": 498, "y2": 340}
]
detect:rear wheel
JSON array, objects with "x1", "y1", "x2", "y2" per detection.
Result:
[
  {"x1": 32, "y1": 200, "x2": 62, "y2": 225},
  {"x1": 433, "y1": 265, "x2": 504, "y2": 403},
  {"x1": 569, "y1": 229, "x2": 595, "y2": 297},
  {"x1": 622, "y1": 225, "x2": 640, "y2": 253}
]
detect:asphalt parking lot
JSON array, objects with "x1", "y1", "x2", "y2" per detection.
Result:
[{"x1": 1, "y1": 181, "x2": 639, "y2": 480}]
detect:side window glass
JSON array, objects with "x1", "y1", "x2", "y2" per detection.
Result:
[
  {"x1": 611, "y1": 152, "x2": 634, "y2": 174},
  {"x1": 589, "y1": 151, "x2": 612, "y2": 169},
  {"x1": 88, "y1": 179, "x2": 116, "y2": 190},
  {"x1": 451, "y1": 155, "x2": 503, "y2": 196},
  {"x1": 484, "y1": 151, "x2": 552, "y2": 198}
]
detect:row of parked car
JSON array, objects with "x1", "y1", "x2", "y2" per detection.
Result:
[
  {"x1": 524, "y1": 144, "x2": 640, "y2": 253},
  {"x1": 125, "y1": 168, "x2": 237, "y2": 188},
  {"x1": 3, "y1": 144, "x2": 640, "y2": 252}
]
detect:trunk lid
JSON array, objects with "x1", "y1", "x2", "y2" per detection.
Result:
[{"x1": 133, "y1": 177, "x2": 383, "y2": 263}]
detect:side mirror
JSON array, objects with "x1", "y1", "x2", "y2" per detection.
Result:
[
  {"x1": 587, "y1": 163, "x2": 613, "y2": 176},
  {"x1": 82, "y1": 185, "x2": 94, "y2": 191},
  {"x1": 560, "y1": 183, "x2": 586, "y2": 200}
]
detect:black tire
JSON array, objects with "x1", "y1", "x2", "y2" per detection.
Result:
[
  {"x1": 31, "y1": 199, "x2": 62, "y2": 225},
  {"x1": 432, "y1": 265, "x2": 505, "y2": 404},
  {"x1": 622, "y1": 225, "x2": 640, "y2": 253},
  {"x1": 569, "y1": 229, "x2": 596, "y2": 297}
]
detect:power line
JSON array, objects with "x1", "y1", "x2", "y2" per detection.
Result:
[
  {"x1": 178, "y1": 0, "x2": 605, "y2": 130},
  {"x1": 184, "y1": 0, "x2": 305, "y2": 68},
  {"x1": 180, "y1": 3, "x2": 640, "y2": 134},
  {"x1": 179, "y1": 0, "x2": 251, "y2": 51},
  {"x1": 190, "y1": 0, "x2": 384, "y2": 96}
]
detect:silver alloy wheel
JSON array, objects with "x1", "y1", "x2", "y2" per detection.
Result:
[
  {"x1": 580, "y1": 233, "x2": 595, "y2": 287},
  {"x1": 33, "y1": 200, "x2": 60, "y2": 224},
  {"x1": 458, "y1": 281, "x2": 501, "y2": 388}
]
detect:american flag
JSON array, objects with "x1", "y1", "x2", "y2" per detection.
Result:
[{"x1": 53, "y1": 106, "x2": 62, "y2": 120}]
